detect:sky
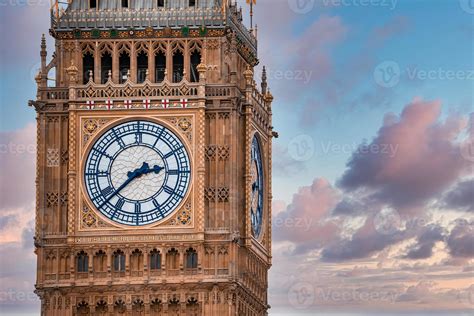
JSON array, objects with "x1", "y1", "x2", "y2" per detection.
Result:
[{"x1": 0, "y1": 0, "x2": 473, "y2": 315}]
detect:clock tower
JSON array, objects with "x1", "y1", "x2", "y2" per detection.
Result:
[{"x1": 30, "y1": 0, "x2": 274, "y2": 315}]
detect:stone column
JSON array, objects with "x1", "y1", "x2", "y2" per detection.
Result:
[
  {"x1": 94, "y1": 43, "x2": 100, "y2": 83},
  {"x1": 148, "y1": 41, "x2": 155, "y2": 83},
  {"x1": 130, "y1": 42, "x2": 137, "y2": 83},
  {"x1": 113, "y1": 42, "x2": 119, "y2": 83}
]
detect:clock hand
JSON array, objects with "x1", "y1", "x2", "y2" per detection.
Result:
[{"x1": 98, "y1": 162, "x2": 164, "y2": 209}]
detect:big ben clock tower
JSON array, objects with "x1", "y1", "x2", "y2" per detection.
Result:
[{"x1": 30, "y1": 0, "x2": 274, "y2": 315}]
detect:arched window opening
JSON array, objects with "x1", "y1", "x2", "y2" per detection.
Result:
[
  {"x1": 187, "y1": 298, "x2": 199, "y2": 316},
  {"x1": 119, "y1": 52, "x2": 130, "y2": 84},
  {"x1": 150, "y1": 249, "x2": 162, "y2": 270},
  {"x1": 96, "y1": 300, "x2": 107, "y2": 314},
  {"x1": 90, "y1": 0, "x2": 97, "y2": 9},
  {"x1": 132, "y1": 299, "x2": 144, "y2": 314},
  {"x1": 114, "y1": 300, "x2": 126, "y2": 314},
  {"x1": 190, "y1": 50, "x2": 201, "y2": 82},
  {"x1": 185, "y1": 248, "x2": 198, "y2": 269},
  {"x1": 189, "y1": 0, "x2": 196, "y2": 7},
  {"x1": 77, "y1": 301, "x2": 90, "y2": 315},
  {"x1": 155, "y1": 51, "x2": 166, "y2": 82},
  {"x1": 113, "y1": 250, "x2": 125, "y2": 272},
  {"x1": 172, "y1": 51, "x2": 184, "y2": 83},
  {"x1": 83, "y1": 52, "x2": 94, "y2": 84},
  {"x1": 168, "y1": 298, "x2": 180, "y2": 314},
  {"x1": 121, "y1": 0, "x2": 128, "y2": 8},
  {"x1": 157, "y1": 0, "x2": 164, "y2": 7},
  {"x1": 101, "y1": 52, "x2": 112, "y2": 84},
  {"x1": 76, "y1": 251, "x2": 89, "y2": 273},
  {"x1": 167, "y1": 248, "x2": 179, "y2": 270},
  {"x1": 130, "y1": 249, "x2": 143, "y2": 275},
  {"x1": 137, "y1": 51, "x2": 148, "y2": 83},
  {"x1": 94, "y1": 250, "x2": 107, "y2": 273},
  {"x1": 151, "y1": 299, "x2": 162, "y2": 312}
]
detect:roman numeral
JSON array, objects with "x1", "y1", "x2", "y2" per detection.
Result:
[
  {"x1": 163, "y1": 185, "x2": 175, "y2": 195},
  {"x1": 168, "y1": 169, "x2": 187, "y2": 175},
  {"x1": 115, "y1": 199, "x2": 125, "y2": 210},
  {"x1": 152, "y1": 200, "x2": 165, "y2": 218},
  {"x1": 135, "y1": 202, "x2": 141, "y2": 214},
  {"x1": 101, "y1": 186, "x2": 114, "y2": 197},
  {"x1": 135, "y1": 132, "x2": 142, "y2": 144},
  {"x1": 163, "y1": 151, "x2": 175, "y2": 159},
  {"x1": 113, "y1": 130, "x2": 126, "y2": 148}
]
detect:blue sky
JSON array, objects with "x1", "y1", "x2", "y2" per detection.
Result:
[{"x1": 0, "y1": 0, "x2": 473, "y2": 314}]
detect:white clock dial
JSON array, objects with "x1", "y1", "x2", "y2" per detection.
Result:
[{"x1": 84, "y1": 120, "x2": 191, "y2": 226}]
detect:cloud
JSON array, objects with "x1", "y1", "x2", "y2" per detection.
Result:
[
  {"x1": 337, "y1": 99, "x2": 469, "y2": 212},
  {"x1": 273, "y1": 179, "x2": 341, "y2": 254},
  {"x1": 0, "y1": 123, "x2": 36, "y2": 210},
  {"x1": 442, "y1": 179, "x2": 474, "y2": 213},
  {"x1": 320, "y1": 217, "x2": 405, "y2": 262},
  {"x1": 447, "y1": 220, "x2": 474, "y2": 258},
  {"x1": 402, "y1": 225, "x2": 445, "y2": 260}
]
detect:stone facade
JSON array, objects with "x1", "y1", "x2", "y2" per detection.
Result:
[{"x1": 31, "y1": 1, "x2": 274, "y2": 315}]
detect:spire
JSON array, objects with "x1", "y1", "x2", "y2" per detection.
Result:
[{"x1": 261, "y1": 66, "x2": 267, "y2": 94}]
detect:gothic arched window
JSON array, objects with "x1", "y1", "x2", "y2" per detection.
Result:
[
  {"x1": 76, "y1": 251, "x2": 89, "y2": 273},
  {"x1": 137, "y1": 51, "x2": 148, "y2": 83},
  {"x1": 166, "y1": 248, "x2": 179, "y2": 270},
  {"x1": 190, "y1": 50, "x2": 201, "y2": 82},
  {"x1": 150, "y1": 249, "x2": 162, "y2": 270},
  {"x1": 130, "y1": 249, "x2": 143, "y2": 274},
  {"x1": 189, "y1": 0, "x2": 196, "y2": 7},
  {"x1": 113, "y1": 250, "x2": 125, "y2": 272},
  {"x1": 172, "y1": 51, "x2": 184, "y2": 83},
  {"x1": 101, "y1": 51, "x2": 112, "y2": 84},
  {"x1": 157, "y1": 0, "x2": 165, "y2": 8},
  {"x1": 82, "y1": 52, "x2": 94, "y2": 84},
  {"x1": 155, "y1": 51, "x2": 166, "y2": 82},
  {"x1": 121, "y1": 0, "x2": 128, "y2": 8},
  {"x1": 119, "y1": 52, "x2": 130, "y2": 84},
  {"x1": 94, "y1": 250, "x2": 107, "y2": 273},
  {"x1": 90, "y1": 0, "x2": 97, "y2": 9},
  {"x1": 185, "y1": 248, "x2": 198, "y2": 269}
]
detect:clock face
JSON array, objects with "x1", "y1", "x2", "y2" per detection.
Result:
[
  {"x1": 250, "y1": 135, "x2": 264, "y2": 238},
  {"x1": 84, "y1": 120, "x2": 191, "y2": 226}
]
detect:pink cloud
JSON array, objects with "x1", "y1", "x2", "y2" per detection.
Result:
[
  {"x1": 273, "y1": 178, "x2": 341, "y2": 253},
  {"x1": 338, "y1": 99, "x2": 470, "y2": 212},
  {"x1": 0, "y1": 123, "x2": 36, "y2": 210}
]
